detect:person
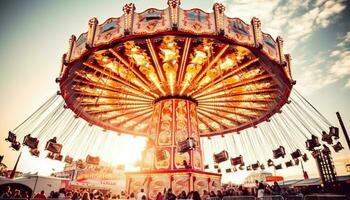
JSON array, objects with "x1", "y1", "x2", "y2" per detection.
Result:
[
  {"x1": 129, "y1": 192, "x2": 136, "y2": 200},
  {"x1": 177, "y1": 190, "x2": 186, "y2": 199},
  {"x1": 23, "y1": 191, "x2": 30, "y2": 199},
  {"x1": 164, "y1": 188, "x2": 176, "y2": 200},
  {"x1": 187, "y1": 191, "x2": 193, "y2": 199},
  {"x1": 217, "y1": 190, "x2": 223, "y2": 199},
  {"x1": 141, "y1": 195, "x2": 147, "y2": 200},
  {"x1": 72, "y1": 192, "x2": 80, "y2": 200},
  {"x1": 121, "y1": 191, "x2": 126, "y2": 199},
  {"x1": 257, "y1": 182, "x2": 264, "y2": 199},
  {"x1": 48, "y1": 137, "x2": 57, "y2": 144},
  {"x1": 202, "y1": 190, "x2": 210, "y2": 200},
  {"x1": 209, "y1": 191, "x2": 216, "y2": 197},
  {"x1": 271, "y1": 181, "x2": 281, "y2": 195},
  {"x1": 48, "y1": 191, "x2": 55, "y2": 198},
  {"x1": 0, "y1": 186, "x2": 11, "y2": 198},
  {"x1": 12, "y1": 189, "x2": 22, "y2": 198},
  {"x1": 58, "y1": 188, "x2": 66, "y2": 198},
  {"x1": 156, "y1": 192, "x2": 163, "y2": 200},
  {"x1": 192, "y1": 191, "x2": 201, "y2": 200},
  {"x1": 33, "y1": 190, "x2": 47, "y2": 200},
  {"x1": 82, "y1": 192, "x2": 90, "y2": 200},
  {"x1": 137, "y1": 189, "x2": 147, "y2": 200}
]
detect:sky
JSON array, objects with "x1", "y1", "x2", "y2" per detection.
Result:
[{"x1": 0, "y1": 0, "x2": 349, "y2": 184}]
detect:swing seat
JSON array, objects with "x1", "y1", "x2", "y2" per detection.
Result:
[
  {"x1": 329, "y1": 126, "x2": 339, "y2": 139},
  {"x1": 273, "y1": 146, "x2": 286, "y2": 159},
  {"x1": 230, "y1": 155, "x2": 243, "y2": 166},
  {"x1": 291, "y1": 149, "x2": 302, "y2": 159},
  {"x1": 285, "y1": 160, "x2": 293, "y2": 167},
  {"x1": 6, "y1": 132, "x2": 17, "y2": 143},
  {"x1": 23, "y1": 135, "x2": 39, "y2": 149},
  {"x1": 306, "y1": 135, "x2": 320, "y2": 151},
  {"x1": 86, "y1": 155, "x2": 100, "y2": 165},
  {"x1": 274, "y1": 164, "x2": 282, "y2": 170},
  {"x1": 45, "y1": 142, "x2": 62, "y2": 154},
  {"x1": 267, "y1": 159, "x2": 274, "y2": 167},
  {"x1": 64, "y1": 156, "x2": 73, "y2": 164},
  {"x1": 252, "y1": 161, "x2": 260, "y2": 170},
  {"x1": 260, "y1": 164, "x2": 265, "y2": 170},
  {"x1": 246, "y1": 165, "x2": 252, "y2": 171},
  {"x1": 177, "y1": 137, "x2": 195, "y2": 153},
  {"x1": 333, "y1": 142, "x2": 344, "y2": 152},
  {"x1": 213, "y1": 150, "x2": 228, "y2": 163}
]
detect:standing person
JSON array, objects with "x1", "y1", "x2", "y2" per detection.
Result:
[
  {"x1": 156, "y1": 192, "x2": 163, "y2": 200},
  {"x1": 33, "y1": 190, "x2": 47, "y2": 200},
  {"x1": 217, "y1": 190, "x2": 223, "y2": 199},
  {"x1": 129, "y1": 193, "x2": 136, "y2": 200},
  {"x1": 257, "y1": 182, "x2": 265, "y2": 199},
  {"x1": 0, "y1": 186, "x2": 11, "y2": 198},
  {"x1": 136, "y1": 189, "x2": 147, "y2": 200},
  {"x1": 177, "y1": 190, "x2": 186, "y2": 199},
  {"x1": 12, "y1": 189, "x2": 22, "y2": 198},
  {"x1": 82, "y1": 192, "x2": 90, "y2": 200},
  {"x1": 271, "y1": 181, "x2": 281, "y2": 195},
  {"x1": 202, "y1": 190, "x2": 210, "y2": 200},
  {"x1": 164, "y1": 188, "x2": 176, "y2": 200},
  {"x1": 58, "y1": 188, "x2": 66, "y2": 199},
  {"x1": 192, "y1": 191, "x2": 201, "y2": 200}
]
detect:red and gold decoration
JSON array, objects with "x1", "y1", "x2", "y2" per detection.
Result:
[{"x1": 58, "y1": 0, "x2": 293, "y2": 196}]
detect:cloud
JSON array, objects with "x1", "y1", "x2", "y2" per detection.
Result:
[
  {"x1": 219, "y1": 0, "x2": 346, "y2": 50},
  {"x1": 346, "y1": 79, "x2": 350, "y2": 88},
  {"x1": 218, "y1": 0, "x2": 348, "y2": 93},
  {"x1": 296, "y1": 31, "x2": 350, "y2": 93},
  {"x1": 316, "y1": 0, "x2": 346, "y2": 27},
  {"x1": 329, "y1": 50, "x2": 350, "y2": 77},
  {"x1": 337, "y1": 31, "x2": 350, "y2": 47}
]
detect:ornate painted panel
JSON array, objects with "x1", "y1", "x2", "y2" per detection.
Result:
[
  {"x1": 94, "y1": 17, "x2": 124, "y2": 46},
  {"x1": 262, "y1": 33, "x2": 279, "y2": 62},
  {"x1": 178, "y1": 8, "x2": 215, "y2": 34},
  {"x1": 133, "y1": 8, "x2": 171, "y2": 34},
  {"x1": 71, "y1": 32, "x2": 88, "y2": 60},
  {"x1": 225, "y1": 17, "x2": 254, "y2": 47}
]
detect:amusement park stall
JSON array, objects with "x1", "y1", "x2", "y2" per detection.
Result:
[{"x1": 0, "y1": 174, "x2": 69, "y2": 196}]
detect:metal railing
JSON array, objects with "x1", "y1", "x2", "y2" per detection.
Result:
[
  {"x1": 223, "y1": 196, "x2": 256, "y2": 200},
  {"x1": 284, "y1": 195, "x2": 303, "y2": 200},
  {"x1": 258, "y1": 195, "x2": 284, "y2": 200},
  {"x1": 303, "y1": 194, "x2": 347, "y2": 200}
]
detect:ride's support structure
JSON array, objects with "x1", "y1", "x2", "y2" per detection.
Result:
[
  {"x1": 336, "y1": 112, "x2": 350, "y2": 150},
  {"x1": 314, "y1": 151, "x2": 337, "y2": 192},
  {"x1": 125, "y1": 98, "x2": 221, "y2": 199}
]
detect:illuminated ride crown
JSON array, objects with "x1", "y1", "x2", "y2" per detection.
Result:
[{"x1": 58, "y1": 0, "x2": 294, "y2": 197}]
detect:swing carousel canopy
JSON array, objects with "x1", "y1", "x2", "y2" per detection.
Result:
[{"x1": 58, "y1": 0, "x2": 294, "y2": 137}]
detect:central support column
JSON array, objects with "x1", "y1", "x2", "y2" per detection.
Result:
[
  {"x1": 125, "y1": 99, "x2": 221, "y2": 199},
  {"x1": 144, "y1": 98, "x2": 203, "y2": 171}
]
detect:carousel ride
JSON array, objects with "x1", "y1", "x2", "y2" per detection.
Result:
[{"x1": 4, "y1": 0, "x2": 345, "y2": 197}]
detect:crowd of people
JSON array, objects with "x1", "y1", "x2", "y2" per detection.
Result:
[{"x1": 0, "y1": 181, "x2": 339, "y2": 200}]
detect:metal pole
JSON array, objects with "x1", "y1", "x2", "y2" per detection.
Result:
[
  {"x1": 336, "y1": 112, "x2": 350, "y2": 150},
  {"x1": 31, "y1": 174, "x2": 39, "y2": 198},
  {"x1": 10, "y1": 151, "x2": 22, "y2": 179}
]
